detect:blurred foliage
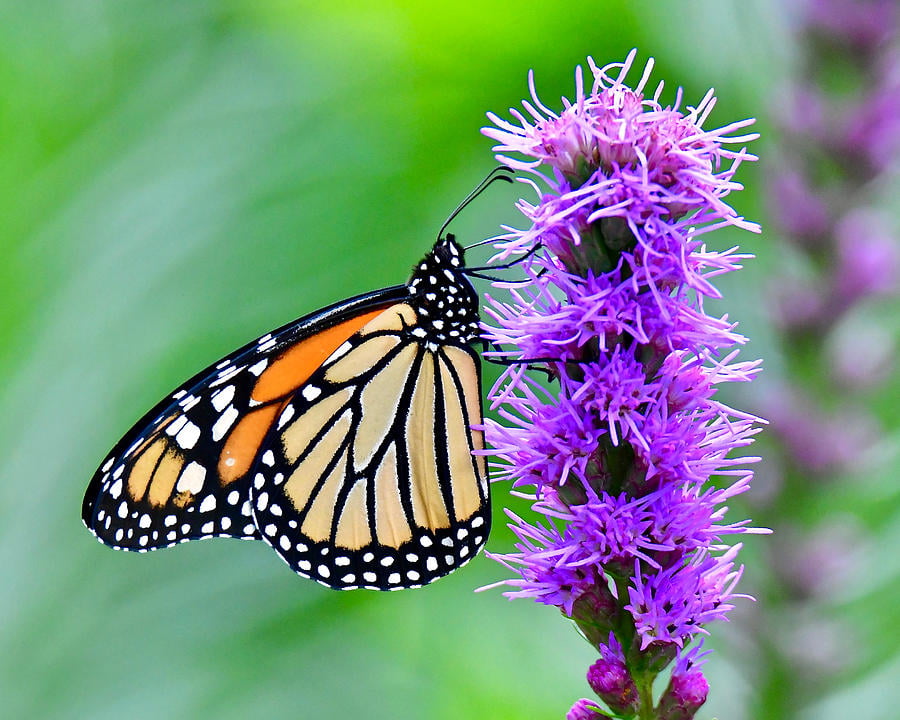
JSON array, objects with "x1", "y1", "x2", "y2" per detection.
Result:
[{"x1": 1, "y1": 1, "x2": 897, "y2": 719}]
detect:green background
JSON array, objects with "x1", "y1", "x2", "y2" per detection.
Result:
[{"x1": 1, "y1": 2, "x2": 897, "y2": 719}]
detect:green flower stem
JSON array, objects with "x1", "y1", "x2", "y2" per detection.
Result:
[{"x1": 634, "y1": 669, "x2": 657, "y2": 720}]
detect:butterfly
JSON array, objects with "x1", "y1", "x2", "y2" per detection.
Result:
[{"x1": 81, "y1": 198, "x2": 507, "y2": 590}]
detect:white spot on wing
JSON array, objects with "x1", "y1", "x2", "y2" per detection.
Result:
[
  {"x1": 277, "y1": 404, "x2": 295, "y2": 430},
  {"x1": 249, "y1": 358, "x2": 268, "y2": 376},
  {"x1": 327, "y1": 341, "x2": 352, "y2": 363},
  {"x1": 175, "y1": 421, "x2": 201, "y2": 450},
  {"x1": 181, "y1": 395, "x2": 201, "y2": 412},
  {"x1": 211, "y1": 405, "x2": 239, "y2": 441},
  {"x1": 176, "y1": 461, "x2": 206, "y2": 494},
  {"x1": 301, "y1": 385, "x2": 321, "y2": 402},
  {"x1": 211, "y1": 385, "x2": 235, "y2": 412},
  {"x1": 211, "y1": 365, "x2": 243, "y2": 388},
  {"x1": 199, "y1": 495, "x2": 217, "y2": 513},
  {"x1": 166, "y1": 415, "x2": 188, "y2": 437}
]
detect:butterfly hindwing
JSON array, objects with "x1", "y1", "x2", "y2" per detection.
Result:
[
  {"x1": 82, "y1": 287, "x2": 408, "y2": 551},
  {"x1": 251, "y1": 301, "x2": 491, "y2": 589}
]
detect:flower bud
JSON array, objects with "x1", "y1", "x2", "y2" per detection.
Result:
[
  {"x1": 657, "y1": 667, "x2": 709, "y2": 720},
  {"x1": 586, "y1": 657, "x2": 639, "y2": 716},
  {"x1": 566, "y1": 698, "x2": 604, "y2": 720}
]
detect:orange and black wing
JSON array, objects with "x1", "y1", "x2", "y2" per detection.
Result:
[
  {"x1": 82, "y1": 286, "x2": 408, "y2": 552},
  {"x1": 250, "y1": 302, "x2": 491, "y2": 590}
]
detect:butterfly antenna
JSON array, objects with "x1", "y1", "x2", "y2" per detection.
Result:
[
  {"x1": 463, "y1": 236, "x2": 501, "y2": 251},
  {"x1": 438, "y1": 167, "x2": 515, "y2": 241}
]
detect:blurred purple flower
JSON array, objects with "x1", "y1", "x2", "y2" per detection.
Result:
[
  {"x1": 804, "y1": 0, "x2": 899, "y2": 50},
  {"x1": 842, "y1": 62, "x2": 900, "y2": 174},
  {"x1": 480, "y1": 51, "x2": 765, "y2": 717},
  {"x1": 763, "y1": 385, "x2": 878, "y2": 474},
  {"x1": 768, "y1": 168, "x2": 830, "y2": 244},
  {"x1": 748, "y1": 1, "x2": 900, "y2": 717},
  {"x1": 834, "y1": 210, "x2": 900, "y2": 306}
]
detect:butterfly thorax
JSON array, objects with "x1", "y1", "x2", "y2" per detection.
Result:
[{"x1": 406, "y1": 236, "x2": 480, "y2": 348}]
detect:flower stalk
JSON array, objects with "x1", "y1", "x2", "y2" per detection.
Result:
[{"x1": 480, "y1": 51, "x2": 766, "y2": 718}]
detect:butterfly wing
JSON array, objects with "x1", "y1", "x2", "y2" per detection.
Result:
[
  {"x1": 250, "y1": 301, "x2": 491, "y2": 590},
  {"x1": 82, "y1": 286, "x2": 409, "y2": 552}
]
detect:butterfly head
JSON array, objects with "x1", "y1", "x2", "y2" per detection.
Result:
[{"x1": 407, "y1": 234, "x2": 480, "y2": 346}]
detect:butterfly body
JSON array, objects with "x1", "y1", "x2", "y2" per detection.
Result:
[{"x1": 82, "y1": 235, "x2": 490, "y2": 590}]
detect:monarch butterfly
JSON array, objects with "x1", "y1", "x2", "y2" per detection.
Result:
[{"x1": 82, "y1": 171, "x2": 514, "y2": 590}]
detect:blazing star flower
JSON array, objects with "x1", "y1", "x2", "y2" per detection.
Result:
[{"x1": 479, "y1": 51, "x2": 765, "y2": 718}]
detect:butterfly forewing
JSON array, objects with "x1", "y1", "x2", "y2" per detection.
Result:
[
  {"x1": 83, "y1": 288, "x2": 407, "y2": 551},
  {"x1": 250, "y1": 301, "x2": 490, "y2": 589}
]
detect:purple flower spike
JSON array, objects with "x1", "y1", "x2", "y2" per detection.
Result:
[
  {"x1": 805, "y1": 0, "x2": 899, "y2": 50},
  {"x1": 480, "y1": 51, "x2": 765, "y2": 717}
]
